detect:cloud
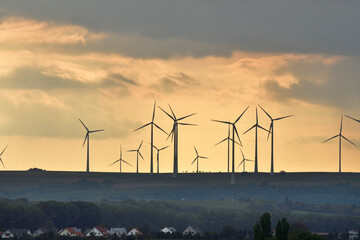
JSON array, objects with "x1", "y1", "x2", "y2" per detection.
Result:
[
  {"x1": 0, "y1": 66, "x2": 138, "y2": 90},
  {"x1": 1, "y1": 0, "x2": 359, "y2": 58},
  {"x1": 153, "y1": 72, "x2": 199, "y2": 93},
  {"x1": 0, "y1": 16, "x2": 105, "y2": 47},
  {"x1": 264, "y1": 56, "x2": 360, "y2": 108}
]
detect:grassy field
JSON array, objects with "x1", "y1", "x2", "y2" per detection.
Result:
[{"x1": 0, "y1": 171, "x2": 359, "y2": 203}]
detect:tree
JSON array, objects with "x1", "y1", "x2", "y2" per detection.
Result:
[
  {"x1": 254, "y1": 212, "x2": 272, "y2": 240},
  {"x1": 276, "y1": 218, "x2": 290, "y2": 240}
]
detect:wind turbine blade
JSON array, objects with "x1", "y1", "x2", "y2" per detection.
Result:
[
  {"x1": 168, "y1": 104, "x2": 176, "y2": 119},
  {"x1": 227, "y1": 124, "x2": 230, "y2": 137},
  {"x1": 199, "y1": 156, "x2": 208, "y2": 159},
  {"x1": 178, "y1": 113, "x2": 196, "y2": 121},
  {"x1": 0, "y1": 158, "x2": 5, "y2": 169},
  {"x1": 194, "y1": 146, "x2": 198, "y2": 155},
  {"x1": 234, "y1": 106, "x2": 249, "y2": 123},
  {"x1": 154, "y1": 123, "x2": 168, "y2": 135},
  {"x1": 214, "y1": 138, "x2": 227, "y2": 146},
  {"x1": 82, "y1": 133, "x2": 89, "y2": 147},
  {"x1": 340, "y1": 115, "x2": 343, "y2": 133},
  {"x1": 152, "y1": 100, "x2": 156, "y2": 122},
  {"x1": 345, "y1": 115, "x2": 360, "y2": 123},
  {"x1": 0, "y1": 145, "x2": 8, "y2": 156},
  {"x1": 258, "y1": 105, "x2": 272, "y2": 120},
  {"x1": 122, "y1": 159, "x2": 133, "y2": 166},
  {"x1": 178, "y1": 123, "x2": 198, "y2": 126},
  {"x1": 128, "y1": 149, "x2": 137, "y2": 152},
  {"x1": 108, "y1": 160, "x2": 120, "y2": 167},
  {"x1": 234, "y1": 126, "x2": 243, "y2": 146},
  {"x1": 159, "y1": 146, "x2": 169, "y2": 151},
  {"x1": 150, "y1": 143, "x2": 159, "y2": 151},
  {"x1": 138, "y1": 151, "x2": 144, "y2": 160},
  {"x1": 191, "y1": 157, "x2": 198, "y2": 165},
  {"x1": 243, "y1": 125, "x2": 255, "y2": 135},
  {"x1": 240, "y1": 148, "x2": 245, "y2": 160},
  {"x1": 90, "y1": 129, "x2": 105, "y2": 133},
  {"x1": 274, "y1": 115, "x2": 294, "y2": 121},
  {"x1": 267, "y1": 123, "x2": 273, "y2": 141},
  {"x1": 120, "y1": 145, "x2": 122, "y2": 158},
  {"x1": 245, "y1": 159, "x2": 254, "y2": 162},
  {"x1": 158, "y1": 106, "x2": 174, "y2": 120},
  {"x1": 133, "y1": 122, "x2": 151, "y2": 132},
  {"x1": 138, "y1": 140, "x2": 143, "y2": 150},
  {"x1": 229, "y1": 138, "x2": 241, "y2": 146},
  {"x1": 237, "y1": 160, "x2": 244, "y2": 169},
  {"x1": 322, "y1": 135, "x2": 339, "y2": 143},
  {"x1": 256, "y1": 107, "x2": 258, "y2": 124},
  {"x1": 342, "y1": 135, "x2": 357, "y2": 147},
  {"x1": 166, "y1": 125, "x2": 175, "y2": 141},
  {"x1": 79, "y1": 119, "x2": 89, "y2": 131},
  {"x1": 212, "y1": 119, "x2": 232, "y2": 125},
  {"x1": 258, "y1": 125, "x2": 269, "y2": 133}
]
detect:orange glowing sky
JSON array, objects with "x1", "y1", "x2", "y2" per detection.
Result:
[{"x1": 0, "y1": 1, "x2": 359, "y2": 173}]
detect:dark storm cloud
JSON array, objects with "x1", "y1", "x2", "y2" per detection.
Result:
[
  {"x1": 153, "y1": 72, "x2": 198, "y2": 93},
  {"x1": 0, "y1": 66, "x2": 138, "y2": 90},
  {"x1": 1, "y1": 0, "x2": 359, "y2": 58},
  {"x1": 264, "y1": 57, "x2": 360, "y2": 108}
]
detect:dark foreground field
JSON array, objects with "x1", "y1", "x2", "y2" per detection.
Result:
[{"x1": 0, "y1": 171, "x2": 359, "y2": 204}]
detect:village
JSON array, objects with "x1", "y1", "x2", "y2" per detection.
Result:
[
  {"x1": 1, "y1": 226, "x2": 203, "y2": 239},
  {"x1": 0, "y1": 226, "x2": 359, "y2": 240}
]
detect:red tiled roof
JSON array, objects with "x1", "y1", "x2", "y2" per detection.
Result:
[{"x1": 95, "y1": 227, "x2": 110, "y2": 236}]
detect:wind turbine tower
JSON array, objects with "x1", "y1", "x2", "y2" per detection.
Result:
[
  {"x1": 214, "y1": 125, "x2": 240, "y2": 173},
  {"x1": 258, "y1": 105, "x2": 293, "y2": 175},
  {"x1": 159, "y1": 105, "x2": 196, "y2": 178},
  {"x1": 109, "y1": 145, "x2": 133, "y2": 172},
  {"x1": 237, "y1": 148, "x2": 254, "y2": 172},
  {"x1": 243, "y1": 107, "x2": 268, "y2": 173},
  {"x1": 128, "y1": 141, "x2": 144, "y2": 174},
  {"x1": 151, "y1": 144, "x2": 169, "y2": 174},
  {"x1": 212, "y1": 106, "x2": 249, "y2": 184},
  {"x1": 79, "y1": 119, "x2": 105, "y2": 173},
  {"x1": 134, "y1": 101, "x2": 167, "y2": 174},
  {"x1": 191, "y1": 146, "x2": 208, "y2": 173},
  {"x1": 323, "y1": 115, "x2": 357, "y2": 172}
]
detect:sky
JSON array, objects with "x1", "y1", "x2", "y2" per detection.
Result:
[{"x1": 0, "y1": 0, "x2": 359, "y2": 173}]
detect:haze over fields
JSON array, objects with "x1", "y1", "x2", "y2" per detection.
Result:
[{"x1": 0, "y1": 0, "x2": 359, "y2": 173}]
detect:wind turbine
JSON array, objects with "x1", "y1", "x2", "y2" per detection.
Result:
[
  {"x1": 79, "y1": 119, "x2": 105, "y2": 173},
  {"x1": 0, "y1": 145, "x2": 8, "y2": 169},
  {"x1": 237, "y1": 148, "x2": 254, "y2": 172},
  {"x1": 134, "y1": 101, "x2": 167, "y2": 174},
  {"x1": 159, "y1": 105, "x2": 197, "y2": 178},
  {"x1": 151, "y1": 144, "x2": 169, "y2": 174},
  {"x1": 109, "y1": 145, "x2": 133, "y2": 173},
  {"x1": 258, "y1": 105, "x2": 294, "y2": 175},
  {"x1": 345, "y1": 115, "x2": 360, "y2": 123},
  {"x1": 212, "y1": 106, "x2": 249, "y2": 184},
  {"x1": 214, "y1": 124, "x2": 240, "y2": 173},
  {"x1": 243, "y1": 107, "x2": 268, "y2": 173},
  {"x1": 323, "y1": 115, "x2": 357, "y2": 173},
  {"x1": 128, "y1": 141, "x2": 144, "y2": 174},
  {"x1": 191, "y1": 146, "x2": 208, "y2": 173}
]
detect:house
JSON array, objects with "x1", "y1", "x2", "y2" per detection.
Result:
[
  {"x1": 1, "y1": 229, "x2": 31, "y2": 239},
  {"x1": 85, "y1": 227, "x2": 110, "y2": 237},
  {"x1": 349, "y1": 230, "x2": 359, "y2": 240},
  {"x1": 183, "y1": 226, "x2": 203, "y2": 236},
  {"x1": 161, "y1": 227, "x2": 177, "y2": 234},
  {"x1": 127, "y1": 228, "x2": 143, "y2": 236},
  {"x1": 58, "y1": 227, "x2": 83, "y2": 237},
  {"x1": 32, "y1": 227, "x2": 58, "y2": 237},
  {"x1": 109, "y1": 228, "x2": 127, "y2": 236}
]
